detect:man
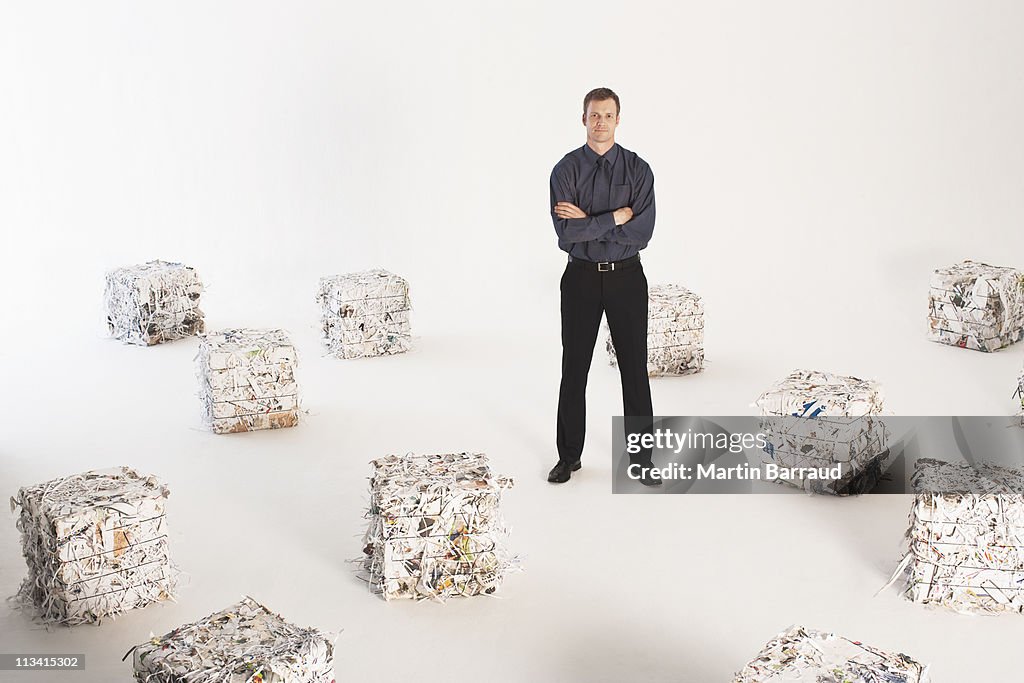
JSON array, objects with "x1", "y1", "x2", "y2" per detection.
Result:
[{"x1": 548, "y1": 87, "x2": 660, "y2": 486}]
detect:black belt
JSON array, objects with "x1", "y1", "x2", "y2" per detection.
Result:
[{"x1": 567, "y1": 254, "x2": 640, "y2": 272}]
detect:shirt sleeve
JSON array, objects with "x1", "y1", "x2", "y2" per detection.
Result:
[
  {"x1": 550, "y1": 165, "x2": 617, "y2": 244},
  {"x1": 605, "y1": 162, "x2": 655, "y2": 246}
]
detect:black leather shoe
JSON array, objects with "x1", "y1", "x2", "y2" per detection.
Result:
[
  {"x1": 633, "y1": 462, "x2": 663, "y2": 487},
  {"x1": 547, "y1": 460, "x2": 582, "y2": 483}
]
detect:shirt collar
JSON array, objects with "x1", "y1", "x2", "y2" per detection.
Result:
[{"x1": 582, "y1": 142, "x2": 619, "y2": 167}]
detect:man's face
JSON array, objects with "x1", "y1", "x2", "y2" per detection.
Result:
[{"x1": 583, "y1": 98, "x2": 619, "y2": 144}]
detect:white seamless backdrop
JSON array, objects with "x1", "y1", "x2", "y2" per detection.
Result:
[{"x1": 2, "y1": 2, "x2": 1024, "y2": 681}]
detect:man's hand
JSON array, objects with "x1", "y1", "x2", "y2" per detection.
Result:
[
  {"x1": 553, "y1": 201, "x2": 587, "y2": 219},
  {"x1": 613, "y1": 207, "x2": 633, "y2": 225}
]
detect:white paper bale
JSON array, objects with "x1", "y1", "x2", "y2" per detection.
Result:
[
  {"x1": 605, "y1": 283, "x2": 704, "y2": 377},
  {"x1": 10, "y1": 466, "x2": 177, "y2": 625},
  {"x1": 130, "y1": 596, "x2": 336, "y2": 683},
  {"x1": 317, "y1": 269, "x2": 412, "y2": 359},
  {"x1": 733, "y1": 625, "x2": 929, "y2": 682},
  {"x1": 104, "y1": 260, "x2": 204, "y2": 346},
  {"x1": 928, "y1": 259, "x2": 1024, "y2": 352},
  {"x1": 197, "y1": 328, "x2": 300, "y2": 434},
  {"x1": 753, "y1": 369, "x2": 884, "y2": 417},
  {"x1": 752, "y1": 369, "x2": 890, "y2": 494},
  {"x1": 361, "y1": 452, "x2": 516, "y2": 601},
  {"x1": 893, "y1": 458, "x2": 1024, "y2": 614}
]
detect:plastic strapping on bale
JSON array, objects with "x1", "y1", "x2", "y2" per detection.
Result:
[
  {"x1": 196, "y1": 328, "x2": 300, "y2": 434},
  {"x1": 888, "y1": 458, "x2": 1024, "y2": 614},
  {"x1": 752, "y1": 369, "x2": 891, "y2": 494},
  {"x1": 927, "y1": 259, "x2": 1024, "y2": 352},
  {"x1": 733, "y1": 625, "x2": 929, "y2": 682},
  {"x1": 605, "y1": 283, "x2": 704, "y2": 377},
  {"x1": 1016, "y1": 363, "x2": 1024, "y2": 426},
  {"x1": 128, "y1": 596, "x2": 336, "y2": 682},
  {"x1": 360, "y1": 452, "x2": 518, "y2": 602},
  {"x1": 9, "y1": 466, "x2": 178, "y2": 625},
  {"x1": 317, "y1": 269, "x2": 412, "y2": 359},
  {"x1": 104, "y1": 260, "x2": 204, "y2": 346}
]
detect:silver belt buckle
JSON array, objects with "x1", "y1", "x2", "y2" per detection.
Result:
[{"x1": 597, "y1": 261, "x2": 612, "y2": 272}]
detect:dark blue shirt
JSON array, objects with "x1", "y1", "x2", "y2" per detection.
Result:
[{"x1": 549, "y1": 142, "x2": 656, "y2": 262}]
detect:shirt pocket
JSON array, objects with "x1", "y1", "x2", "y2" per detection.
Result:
[{"x1": 611, "y1": 184, "x2": 631, "y2": 208}]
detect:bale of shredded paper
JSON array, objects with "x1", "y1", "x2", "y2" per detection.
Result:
[
  {"x1": 104, "y1": 260, "x2": 204, "y2": 346},
  {"x1": 752, "y1": 369, "x2": 890, "y2": 494},
  {"x1": 10, "y1": 466, "x2": 177, "y2": 625},
  {"x1": 891, "y1": 457, "x2": 1024, "y2": 614},
  {"x1": 605, "y1": 283, "x2": 704, "y2": 377},
  {"x1": 317, "y1": 269, "x2": 412, "y2": 359},
  {"x1": 130, "y1": 596, "x2": 335, "y2": 683},
  {"x1": 733, "y1": 625, "x2": 929, "y2": 682},
  {"x1": 753, "y1": 369, "x2": 885, "y2": 417},
  {"x1": 197, "y1": 328, "x2": 300, "y2": 434},
  {"x1": 361, "y1": 452, "x2": 517, "y2": 601},
  {"x1": 927, "y1": 259, "x2": 1024, "y2": 352}
]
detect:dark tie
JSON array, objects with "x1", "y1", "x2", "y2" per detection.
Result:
[{"x1": 593, "y1": 156, "x2": 610, "y2": 213}]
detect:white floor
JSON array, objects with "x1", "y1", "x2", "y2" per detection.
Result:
[
  {"x1": 4, "y1": 2, "x2": 1024, "y2": 679},
  {"x1": 2, "y1": 272, "x2": 1024, "y2": 682}
]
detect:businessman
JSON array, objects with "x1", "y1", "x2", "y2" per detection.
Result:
[{"x1": 548, "y1": 87, "x2": 660, "y2": 486}]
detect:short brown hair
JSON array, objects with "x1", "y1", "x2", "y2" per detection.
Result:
[{"x1": 583, "y1": 87, "x2": 620, "y2": 116}]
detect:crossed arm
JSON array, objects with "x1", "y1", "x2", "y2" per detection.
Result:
[
  {"x1": 549, "y1": 164, "x2": 655, "y2": 246},
  {"x1": 553, "y1": 201, "x2": 634, "y2": 225}
]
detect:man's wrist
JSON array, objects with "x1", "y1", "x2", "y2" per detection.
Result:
[{"x1": 597, "y1": 211, "x2": 617, "y2": 230}]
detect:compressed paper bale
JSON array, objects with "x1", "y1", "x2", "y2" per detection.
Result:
[
  {"x1": 753, "y1": 369, "x2": 884, "y2": 417},
  {"x1": 361, "y1": 452, "x2": 517, "y2": 602},
  {"x1": 130, "y1": 596, "x2": 335, "y2": 683},
  {"x1": 927, "y1": 259, "x2": 1024, "y2": 352},
  {"x1": 10, "y1": 467, "x2": 177, "y2": 625},
  {"x1": 762, "y1": 417, "x2": 888, "y2": 464},
  {"x1": 752, "y1": 369, "x2": 890, "y2": 494},
  {"x1": 605, "y1": 283, "x2": 704, "y2": 377},
  {"x1": 104, "y1": 260, "x2": 204, "y2": 346},
  {"x1": 891, "y1": 458, "x2": 1024, "y2": 614},
  {"x1": 317, "y1": 269, "x2": 412, "y2": 359},
  {"x1": 362, "y1": 453, "x2": 514, "y2": 601},
  {"x1": 197, "y1": 328, "x2": 300, "y2": 434},
  {"x1": 733, "y1": 625, "x2": 929, "y2": 682}
]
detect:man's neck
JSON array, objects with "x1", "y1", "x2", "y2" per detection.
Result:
[{"x1": 586, "y1": 139, "x2": 615, "y2": 156}]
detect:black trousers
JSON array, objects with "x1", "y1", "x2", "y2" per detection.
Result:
[{"x1": 556, "y1": 258, "x2": 653, "y2": 464}]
